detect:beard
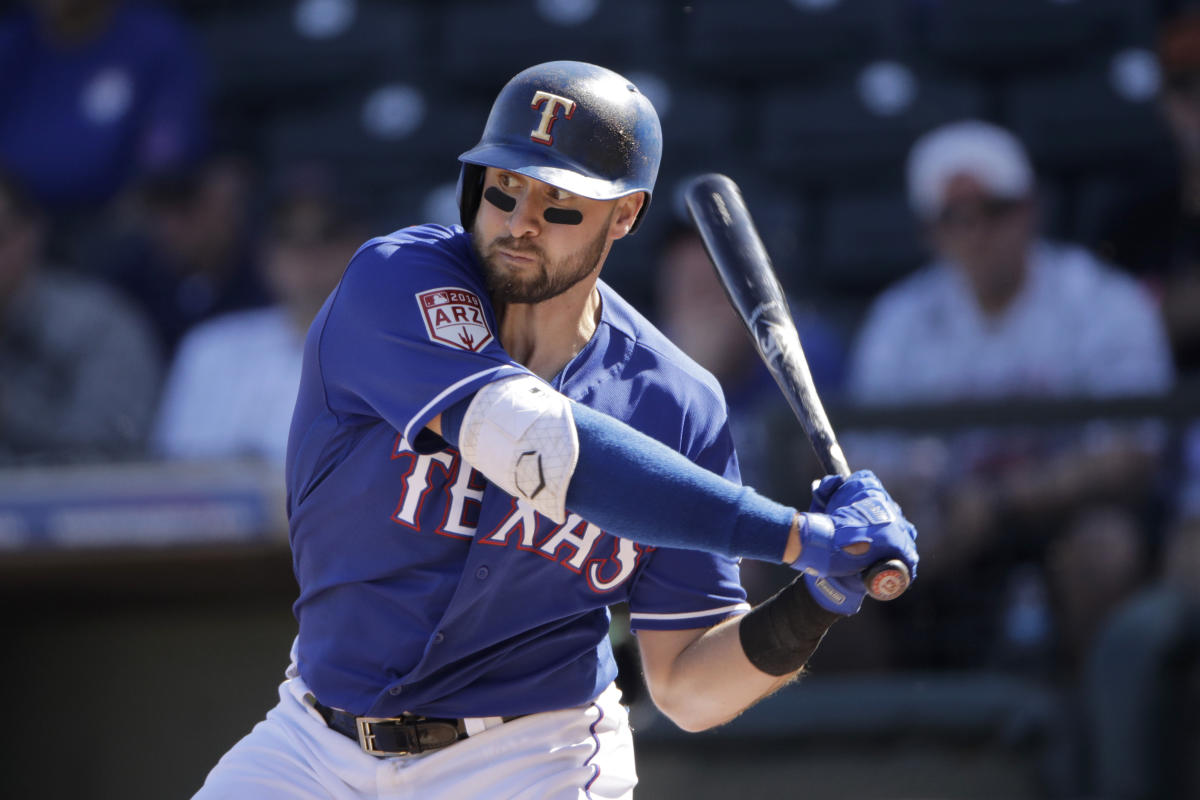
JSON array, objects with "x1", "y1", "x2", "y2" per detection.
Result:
[{"x1": 472, "y1": 213, "x2": 611, "y2": 305}]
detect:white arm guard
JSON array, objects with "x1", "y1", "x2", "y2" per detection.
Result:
[{"x1": 458, "y1": 374, "x2": 580, "y2": 523}]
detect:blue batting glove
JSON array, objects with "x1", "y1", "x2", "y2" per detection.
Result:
[
  {"x1": 790, "y1": 470, "x2": 919, "y2": 582},
  {"x1": 809, "y1": 474, "x2": 844, "y2": 513},
  {"x1": 804, "y1": 572, "x2": 867, "y2": 615}
]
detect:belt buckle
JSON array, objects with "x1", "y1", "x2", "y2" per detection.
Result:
[{"x1": 356, "y1": 716, "x2": 411, "y2": 757}]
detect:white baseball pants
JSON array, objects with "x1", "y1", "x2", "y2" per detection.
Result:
[{"x1": 191, "y1": 671, "x2": 637, "y2": 799}]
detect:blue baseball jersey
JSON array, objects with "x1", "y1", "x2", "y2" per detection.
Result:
[{"x1": 286, "y1": 224, "x2": 749, "y2": 719}]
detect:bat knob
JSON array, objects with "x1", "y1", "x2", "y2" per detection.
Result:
[{"x1": 864, "y1": 559, "x2": 910, "y2": 601}]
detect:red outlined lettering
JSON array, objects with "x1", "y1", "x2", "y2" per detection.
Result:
[
  {"x1": 587, "y1": 538, "x2": 646, "y2": 593},
  {"x1": 390, "y1": 435, "x2": 454, "y2": 529},
  {"x1": 530, "y1": 91, "x2": 577, "y2": 145},
  {"x1": 538, "y1": 515, "x2": 604, "y2": 573},
  {"x1": 438, "y1": 461, "x2": 486, "y2": 540},
  {"x1": 388, "y1": 437, "x2": 645, "y2": 593},
  {"x1": 481, "y1": 498, "x2": 541, "y2": 550}
]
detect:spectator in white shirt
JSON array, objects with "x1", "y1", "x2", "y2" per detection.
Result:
[
  {"x1": 152, "y1": 164, "x2": 366, "y2": 468},
  {"x1": 847, "y1": 120, "x2": 1174, "y2": 677}
]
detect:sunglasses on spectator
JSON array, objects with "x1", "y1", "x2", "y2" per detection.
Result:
[{"x1": 935, "y1": 198, "x2": 1024, "y2": 229}]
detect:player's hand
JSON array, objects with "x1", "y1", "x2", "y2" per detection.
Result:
[
  {"x1": 789, "y1": 470, "x2": 919, "y2": 582},
  {"x1": 808, "y1": 473, "x2": 844, "y2": 514}
]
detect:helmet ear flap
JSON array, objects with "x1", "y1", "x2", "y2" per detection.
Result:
[
  {"x1": 456, "y1": 163, "x2": 486, "y2": 229},
  {"x1": 628, "y1": 192, "x2": 650, "y2": 235}
]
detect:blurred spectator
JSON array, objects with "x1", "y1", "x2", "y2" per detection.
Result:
[
  {"x1": 1092, "y1": 11, "x2": 1200, "y2": 376},
  {"x1": 0, "y1": 0, "x2": 207, "y2": 217},
  {"x1": 1080, "y1": 421, "x2": 1200, "y2": 799},
  {"x1": 151, "y1": 164, "x2": 366, "y2": 468},
  {"x1": 92, "y1": 152, "x2": 270, "y2": 356},
  {"x1": 652, "y1": 224, "x2": 847, "y2": 603},
  {"x1": 1163, "y1": 425, "x2": 1200, "y2": 599},
  {"x1": 0, "y1": 166, "x2": 161, "y2": 464},
  {"x1": 847, "y1": 120, "x2": 1174, "y2": 677}
]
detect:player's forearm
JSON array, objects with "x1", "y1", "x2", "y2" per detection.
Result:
[
  {"x1": 644, "y1": 578, "x2": 840, "y2": 732},
  {"x1": 641, "y1": 616, "x2": 799, "y2": 732}
]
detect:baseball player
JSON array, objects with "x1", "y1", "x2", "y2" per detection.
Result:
[{"x1": 192, "y1": 61, "x2": 918, "y2": 799}]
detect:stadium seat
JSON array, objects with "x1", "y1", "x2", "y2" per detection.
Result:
[
  {"x1": 652, "y1": 80, "x2": 741, "y2": 164},
  {"x1": 1068, "y1": 172, "x2": 1146, "y2": 250},
  {"x1": 759, "y1": 65, "x2": 987, "y2": 185},
  {"x1": 681, "y1": 0, "x2": 903, "y2": 82},
  {"x1": 816, "y1": 183, "x2": 925, "y2": 297},
  {"x1": 201, "y1": 0, "x2": 431, "y2": 110},
  {"x1": 914, "y1": 0, "x2": 1157, "y2": 74},
  {"x1": 261, "y1": 84, "x2": 488, "y2": 224},
  {"x1": 377, "y1": 179, "x2": 463, "y2": 235},
  {"x1": 436, "y1": 0, "x2": 669, "y2": 93},
  {"x1": 598, "y1": 167, "x2": 810, "y2": 319},
  {"x1": 650, "y1": 167, "x2": 810, "y2": 278},
  {"x1": 1003, "y1": 53, "x2": 1173, "y2": 177}
]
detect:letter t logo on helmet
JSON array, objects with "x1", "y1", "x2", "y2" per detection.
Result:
[
  {"x1": 457, "y1": 60, "x2": 663, "y2": 234},
  {"x1": 529, "y1": 91, "x2": 576, "y2": 145}
]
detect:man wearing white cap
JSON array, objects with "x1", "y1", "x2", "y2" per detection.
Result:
[{"x1": 847, "y1": 119, "x2": 1174, "y2": 676}]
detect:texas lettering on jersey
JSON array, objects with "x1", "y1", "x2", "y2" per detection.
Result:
[{"x1": 389, "y1": 435, "x2": 651, "y2": 593}]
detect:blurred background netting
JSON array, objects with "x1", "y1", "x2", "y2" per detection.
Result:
[{"x1": 1, "y1": 1, "x2": 1199, "y2": 798}]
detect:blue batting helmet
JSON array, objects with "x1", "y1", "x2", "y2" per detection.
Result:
[{"x1": 457, "y1": 61, "x2": 662, "y2": 233}]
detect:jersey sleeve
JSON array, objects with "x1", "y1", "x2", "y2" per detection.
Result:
[
  {"x1": 626, "y1": 414, "x2": 751, "y2": 631},
  {"x1": 316, "y1": 227, "x2": 529, "y2": 450}
]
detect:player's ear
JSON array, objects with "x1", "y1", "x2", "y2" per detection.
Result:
[{"x1": 609, "y1": 193, "x2": 645, "y2": 240}]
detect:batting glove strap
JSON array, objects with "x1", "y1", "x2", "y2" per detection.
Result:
[
  {"x1": 805, "y1": 573, "x2": 867, "y2": 615},
  {"x1": 789, "y1": 512, "x2": 839, "y2": 576},
  {"x1": 739, "y1": 575, "x2": 842, "y2": 676}
]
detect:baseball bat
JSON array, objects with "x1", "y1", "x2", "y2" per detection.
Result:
[{"x1": 683, "y1": 173, "x2": 910, "y2": 602}]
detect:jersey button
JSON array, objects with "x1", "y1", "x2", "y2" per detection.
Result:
[
  {"x1": 433, "y1": 631, "x2": 445, "y2": 644},
  {"x1": 475, "y1": 566, "x2": 489, "y2": 580},
  {"x1": 389, "y1": 686, "x2": 402, "y2": 696}
]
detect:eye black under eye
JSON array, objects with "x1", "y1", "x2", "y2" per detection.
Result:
[
  {"x1": 484, "y1": 185, "x2": 583, "y2": 225},
  {"x1": 543, "y1": 207, "x2": 582, "y2": 225},
  {"x1": 484, "y1": 186, "x2": 516, "y2": 212}
]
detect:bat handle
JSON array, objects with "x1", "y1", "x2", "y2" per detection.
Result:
[
  {"x1": 863, "y1": 559, "x2": 910, "y2": 602},
  {"x1": 832, "y1": 468, "x2": 910, "y2": 601}
]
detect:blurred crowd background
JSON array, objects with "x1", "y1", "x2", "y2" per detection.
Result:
[{"x1": 2, "y1": 0, "x2": 1199, "y2": 798}]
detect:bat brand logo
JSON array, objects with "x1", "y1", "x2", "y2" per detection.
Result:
[
  {"x1": 529, "y1": 90, "x2": 576, "y2": 145},
  {"x1": 749, "y1": 301, "x2": 803, "y2": 368},
  {"x1": 416, "y1": 287, "x2": 494, "y2": 352}
]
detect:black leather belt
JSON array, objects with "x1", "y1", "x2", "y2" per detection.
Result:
[{"x1": 307, "y1": 694, "x2": 520, "y2": 757}]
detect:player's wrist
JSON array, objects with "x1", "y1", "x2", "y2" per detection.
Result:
[
  {"x1": 782, "y1": 512, "x2": 803, "y2": 563},
  {"x1": 738, "y1": 575, "x2": 841, "y2": 676},
  {"x1": 787, "y1": 512, "x2": 836, "y2": 574}
]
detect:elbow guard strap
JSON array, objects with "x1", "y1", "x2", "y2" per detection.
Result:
[{"x1": 458, "y1": 374, "x2": 579, "y2": 523}]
